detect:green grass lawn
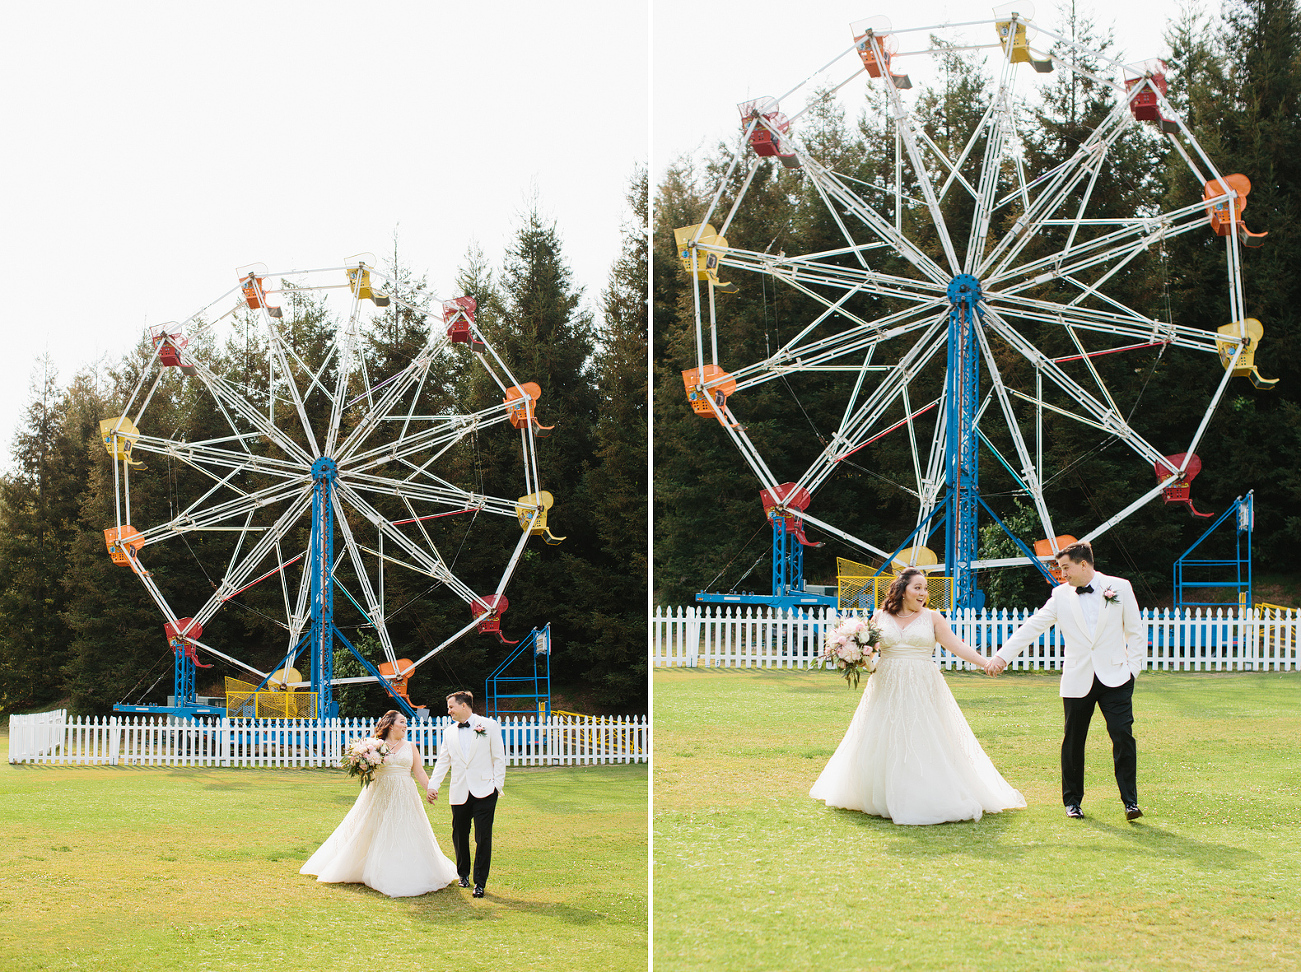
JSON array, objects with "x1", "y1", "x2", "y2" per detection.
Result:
[
  {"x1": 0, "y1": 735, "x2": 647, "y2": 972},
  {"x1": 654, "y1": 668, "x2": 1301, "y2": 972}
]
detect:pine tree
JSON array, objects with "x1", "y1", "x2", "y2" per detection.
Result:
[{"x1": 558, "y1": 168, "x2": 649, "y2": 707}]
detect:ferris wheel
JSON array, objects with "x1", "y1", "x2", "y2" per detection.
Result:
[
  {"x1": 103, "y1": 254, "x2": 561, "y2": 720},
  {"x1": 677, "y1": 4, "x2": 1276, "y2": 610}
]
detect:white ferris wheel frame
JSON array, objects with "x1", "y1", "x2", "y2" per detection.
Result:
[
  {"x1": 682, "y1": 9, "x2": 1259, "y2": 575},
  {"x1": 104, "y1": 259, "x2": 549, "y2": 690}
]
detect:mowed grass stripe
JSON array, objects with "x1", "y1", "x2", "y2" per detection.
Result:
[{"x1": 654, "y1": 669, "x2": 1301, "y2": 972}]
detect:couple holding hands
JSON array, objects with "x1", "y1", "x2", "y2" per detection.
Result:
[
  {"x1": 301, "y1": 691, "x2": 506, "y2": 898},
  {"x1": 811, "y1": 541, "x2": 1144, "y2": 825}
]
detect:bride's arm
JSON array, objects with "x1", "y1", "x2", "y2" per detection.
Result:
[
  {"x1": 931, "y1": 611, "x2": 989, "y2": 672},
  {"x1": 409, "y1": 744, "x2": 433, "y2": 790}
]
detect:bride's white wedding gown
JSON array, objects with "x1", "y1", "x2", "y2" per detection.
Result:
[
  {"x1": 810, "y1": 610, "x2": 1026, "y2": 825},
  {"x1": 301, "y1": 741, "x2": 458, "y2": 896}
]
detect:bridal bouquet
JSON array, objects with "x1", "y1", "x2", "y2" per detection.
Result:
[
  {"x1": 818, "y1": 615, "x2": 882, "y2": 689},
  {"x1": 341, "y1": 737, "x2": 390, "y2": 787}
]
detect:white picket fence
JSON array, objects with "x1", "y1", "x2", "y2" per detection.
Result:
[
  {"x1": 6, "y1": 713, "x2": 649, "y2": 767},
  {"x1": 652, "y1": 604, "x2": 1301, "y2": 671}
]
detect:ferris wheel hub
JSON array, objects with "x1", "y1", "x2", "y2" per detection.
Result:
[
  {"x1": 311, "y1": 457, "x2": 339, "y2": 480},
  {"x1": 947, "y1": 274, "x2": 984, "y2": 308}
]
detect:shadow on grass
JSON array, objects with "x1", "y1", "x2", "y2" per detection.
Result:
[
  {"x1": 824, "y1": 805, "x2": 1025, "y2": 860},
  {"x1": 1078, "y1": 817, "x2": 1260, "y2": 867},
  {"x1": 312, "y1": 878, "x2": 615, "y2": 926}
]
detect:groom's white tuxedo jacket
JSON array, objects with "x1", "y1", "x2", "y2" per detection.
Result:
[
  {"x1": 430, "y1": 716, "x2": 506, "y2": 804},
  {"x1": 996, "y1": 572, "x2": 1143, "y2": 698}
]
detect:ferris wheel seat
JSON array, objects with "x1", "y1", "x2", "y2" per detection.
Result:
[
  {"x1": 238, "y1": 272, "x2": 283, "y2": 319},
  {"x1": 442, "y1": 296, "x2": 485, "y2": 351},
  {"x1": 1203, "y1": 174, "x2": 1267, "y2": 242},
  {"x1": 516, "y1": 491, "x2": 566, "y2": 544},
  {"x1": 471, "y1": 594, "x2": 518, "y2": 644},
  {"x1": 994, "y1": 9, "x2": 1054, "y2": 73},
  {"x1": 98, "y1": 416, "x2": 145, "y2": 469},
  {"x1": 673, "y1": 223, "x2": 737, "y2": 292},
  {"x1": 346, "y1": 264, "x2": 391, "y2": 307},
  {"x1": 1215, "y1": 319, "x2": 1277, "y2": 388},
  {"x1": 504, "y1": 382, "x2": 554, "y2": 432},
  {"x1": 103, "y1": 525, "x2": 145, "y2": 566},
  {"x1": 890, "y1": 545, "x2": 938, "y2": 572},
  {"x1": 378, "y1": 659, "x2": 416, "y2": 704},
  {"x1": 682, "y1": 365, "x2": 736, "y2": 423}
]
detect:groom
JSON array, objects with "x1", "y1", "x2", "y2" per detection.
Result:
[
  {"x1": 427, "y1": 691, "x2": 506, "y2": 898},
  {"x1": 988, "y1": 541, "x2": 1144, "y2": 821}
]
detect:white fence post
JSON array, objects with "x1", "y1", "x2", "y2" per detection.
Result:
[{"x1": 652, "y1": 603, "x2": 1301, "y2": 674}]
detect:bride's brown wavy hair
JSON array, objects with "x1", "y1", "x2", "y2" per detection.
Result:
[
  {"x1": 372, "y1": 710, "x2": 402, "y2": 740},
  {"x1": 881, "y1": 568, "x2": 926, "y2": 616}
]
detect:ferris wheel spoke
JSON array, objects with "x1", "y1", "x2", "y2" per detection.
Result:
[
  {"x1": 132, "y1": 482, "x2": 305, "y2": 547},
  {"x1": 264, "y1": 322, "x2": 323, "y2": 457},
  {"x1": 731, "y1": 305, "x2": 944, "y2": 394},
  {"x1": 344, "y1": 475, "x2": 516, "y2": 518},
  {"x1": 989, "y1": 198, "x2": 1208, "y2": 293},
  {"x1": 863, "y1": 38, "x2": 963, "y2": 274},
  {"x1": 991, "y1": 295, "x2": 1219, "y2": 352},
  {"x1": 343, "y1": 409, "x2": 497, "y2": 472},
  {"x1": 327, "y1": 491, "x2": 397, "y2": 668},
  {"x1": 972, "y1": 318, "x2": 1057, "y2": 539},
  {"x1": 728, "y1": 246, "x2": 946, "y2": 303},
  {"x1": 981, "y1": 105, "x2": 1135, "y2": 278},
  {"x1": 186, "y1": 359, "x2": 315, "y2": 466},
  {"x1": 324, "y1": 306, "x2": 366, "y2": 457},
  {"x1": 187, "y1": 488, "x2": 316, "y2": 630},
  {"x1": 964, "y1": 53, "x2": 1022, "y2": 274},
  {"x1": 983, "y1": 309, "x2": 1168, "y2": 468},
  {"x1": 802, "y1": 157, "x2": 950, "y2": 284}
]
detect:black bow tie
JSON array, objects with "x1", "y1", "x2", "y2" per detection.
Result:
[
  {"x1": 1077, "y1": 585, "x2": 1094, "y2": 595},
  {"x1": 457, "y1": 721, "x2": 471, "y2": 728}
]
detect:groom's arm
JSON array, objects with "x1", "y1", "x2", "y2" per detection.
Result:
[
  {"x1": 489, "y1": 721, "x2": 506, "y2": 795},
  {"x1": 1120, "y1": 578, "x2": 1144, "y2": 678},
  {"x1": 427, "y1": 731, "x2": 451, "y2": 796},
  {"x1": 994, "y1": 593, "x2": 1060, "y2": 668}
]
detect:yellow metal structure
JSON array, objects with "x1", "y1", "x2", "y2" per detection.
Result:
[
  {"x1": 1216, "y1": 319, "x2": 1278, "y2": 389},
  {"x1": 99, "y1": 416, "x2": 145, "y2": 469},
  {"x1": 516, "y1": 491, "x2": 566, "y2": 544},
  {"x1": 225, "y1": 675, "x2": 317, "y2": 718},
  {"x1": 994, "y1": 7, "x2": 1053, "y2": 72},
  {"x1": 890, "y1": 545, "x2": 938, "y2": 571},
  {"x1": 835, "y1": 556, "x2": 954, "y2": 612},
  {"x1": 673, "y1": 223, "x2": 738, "y2": 293},
  {"x1": 346, "y1": 264, "x2": 391, "y2": 306},
  {"x1": 268, "y1": 666, "x2": 302, "y2": 690}
]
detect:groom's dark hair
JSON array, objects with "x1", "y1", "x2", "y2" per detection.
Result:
[
  {"x1": 447, "y1": 690, "x2": 475, "y2": 708},
  {"x1": 1056, "y1": 541, "x2": 1094, "y2": 566}
]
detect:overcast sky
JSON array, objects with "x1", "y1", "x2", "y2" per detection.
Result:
[{"x1": 0, "y1": 1, "x2": 648, "y2": 457}]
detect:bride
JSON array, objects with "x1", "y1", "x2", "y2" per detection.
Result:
[
  {"x1": 301, "y1": 710, "x2": 459, "y2": 896},
  {"x1": 810, "y1": 568, "x2": 1026, "y2": 825}
]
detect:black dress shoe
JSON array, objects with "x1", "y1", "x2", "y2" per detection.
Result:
[
  {"x1": 1125, "y1": 804, "x2": 1143, "y2": 820},
  {"x1": 458, "y1": 877, "x2": 471, "y2": 888},
  {"x1": 472, "y1": 885, "x2": 485, "y2": 898},
  {"x1": 1065, "y1": 804, "x2": 1084, "y2": 819}
]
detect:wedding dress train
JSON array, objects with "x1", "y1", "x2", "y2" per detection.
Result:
[
  {"x1": 301, "y1": 741, "x2": 458, "y2": 896},
  {"x1": 810, "y1": 611, "x2": 1026, "y2": 825}
]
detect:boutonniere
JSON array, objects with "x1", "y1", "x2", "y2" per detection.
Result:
[
  {"x1": 473, "y1": 723, "x2": 487, "y2": 735},
  {"x1": 1102, "y1": 587, "x2": 1119, "y2": 605}
]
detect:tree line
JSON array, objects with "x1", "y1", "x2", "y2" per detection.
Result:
[
  {"x1": 0, "y1": 171, "x2": 648, "y2": 717},
  {"x1": 654, "y1": 0, "x2": 1301, "y2": 610}
]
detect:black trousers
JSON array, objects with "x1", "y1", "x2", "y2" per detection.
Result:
[
  {"x1": 451, "y1": 789, "x2": 498, "y2": 887},
  {"x1": 1062, "y1": 675, "x2": 1137, "y2": 807}
]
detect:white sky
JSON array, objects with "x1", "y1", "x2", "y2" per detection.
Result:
[
  {"x1": 0, "y1": 1, "x2": 648, "y2": 456},
  {"x1": 653, "y1": 0, "x2": 1199, "y2": 180}
]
